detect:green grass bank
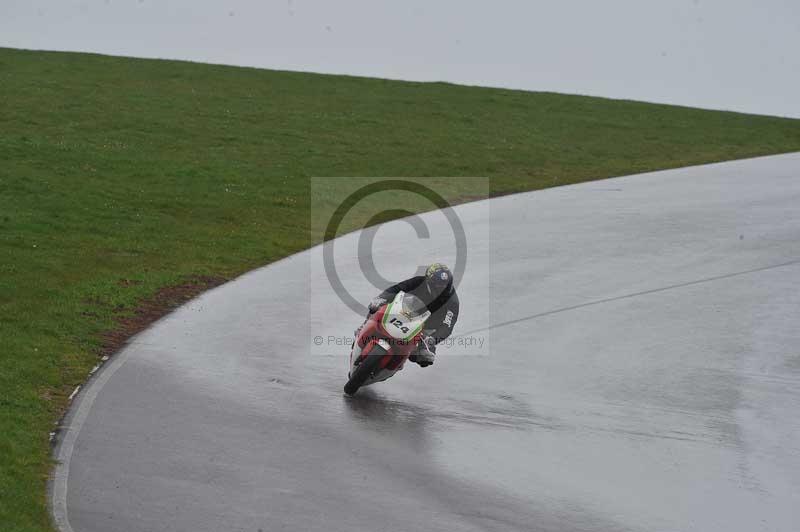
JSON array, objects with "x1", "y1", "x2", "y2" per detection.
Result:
[{"x1": 1, "y1": 47, "x2": 800, "y2": 532}]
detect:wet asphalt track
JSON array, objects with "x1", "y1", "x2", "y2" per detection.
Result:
[{"x1": 53, "y1": 154, "x2": 800, "y2": 532}]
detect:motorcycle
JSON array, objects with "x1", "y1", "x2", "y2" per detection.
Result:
[{"x1": 344, "y1": 291, "x2": 432, "y2": 396}]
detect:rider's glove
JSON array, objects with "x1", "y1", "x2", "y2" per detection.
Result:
[
  {"x1": 415, "y1": 335, "x2": 436, "y2": 367},
  {"x1": 367, "y1": 297, "x2": 387, "y2": 314}
]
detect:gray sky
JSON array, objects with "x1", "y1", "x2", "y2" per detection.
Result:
[{"x1": 2, "y1": 0, "x2": 799, "y2": 117}]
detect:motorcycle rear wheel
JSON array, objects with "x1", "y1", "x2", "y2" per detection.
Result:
[{"x1": 344, "y1": 345, "x2": 388, "y2": 396}]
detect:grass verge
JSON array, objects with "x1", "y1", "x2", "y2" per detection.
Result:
[{"x1": 1, "y1": 46, "x2": 800, "y2": 532}]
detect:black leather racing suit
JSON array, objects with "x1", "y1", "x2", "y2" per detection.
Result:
[{"x1": 377, "y1": 276, "x2": 460, "y2": 346}]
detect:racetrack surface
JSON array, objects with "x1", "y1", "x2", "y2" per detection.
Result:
[{"x1": 52, "y1": 154, "x2": 800, "y2": 532}]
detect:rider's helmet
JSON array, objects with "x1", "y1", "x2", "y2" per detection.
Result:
[{"x1": 424, "y1": 263, "x2": 453, "y2": 297}]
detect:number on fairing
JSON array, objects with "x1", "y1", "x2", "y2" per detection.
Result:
[{"x1": 389, "y1": 317, "x2": 410, "y2": 334}]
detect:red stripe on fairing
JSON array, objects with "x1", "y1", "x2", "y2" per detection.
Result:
[{"x1": 361, "y1": 342, "x2": 378, "y2": 358}]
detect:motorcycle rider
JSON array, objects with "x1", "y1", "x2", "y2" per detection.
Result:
[{"x1": 366, "y1": 263, "x2": 460, "y2": 367}]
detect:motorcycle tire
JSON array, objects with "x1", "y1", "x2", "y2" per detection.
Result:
[{"x1": 344, "y1": 345, "x2": 388, "y2": 396}]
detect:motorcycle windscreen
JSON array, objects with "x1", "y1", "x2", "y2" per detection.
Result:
[{"x1": 400, "y1": 293, "x2": 428, "y2": 318}]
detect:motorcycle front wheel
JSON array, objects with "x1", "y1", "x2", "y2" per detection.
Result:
[{"x1": 344, "y1": 345, "x2": 388, "y2": 396}]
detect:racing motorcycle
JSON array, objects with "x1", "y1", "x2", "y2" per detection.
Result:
[{"x1": 344, "y1": 291, "x2": 432, "y2": 396}]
